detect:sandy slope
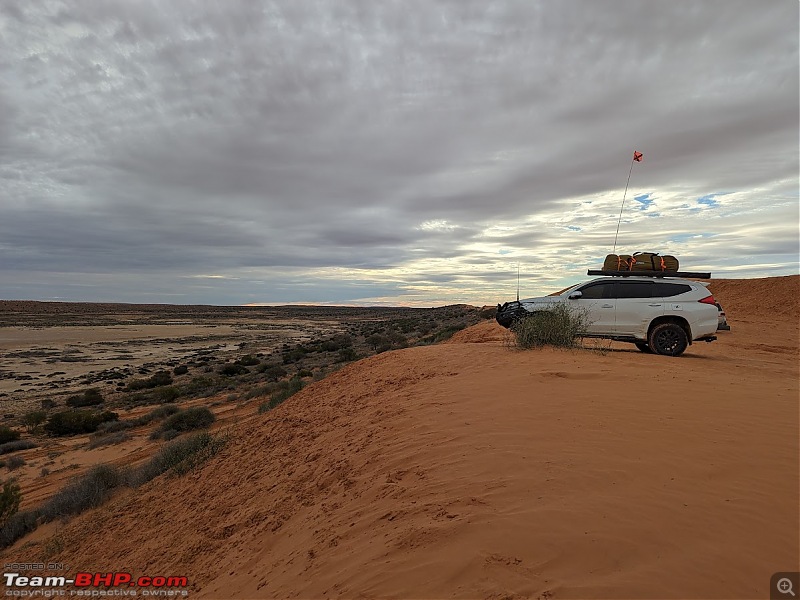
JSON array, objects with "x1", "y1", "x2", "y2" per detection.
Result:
[{"x1": 3, "y1": 276, "x2": 798, "y2": 599}]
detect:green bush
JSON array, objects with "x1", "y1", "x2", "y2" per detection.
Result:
[
  {"x1": 40, "y1": 465, "x2": 122, "y2": 521},
  {"x1": 511, "y1": 304, "x2": 590, "y2": 349},
  {"x1": 220, "y1": 363, "x2": 248, "y2": 376},
  {"x1": 5, "y1": 456, "x2": 25, "y2": 470},
  {"x1": 66, "y1": 388, "x2": 104, "y2": 408},
  {"x1": 156, "y1": 386, "x2": 181, "y2": 403},
  {"x1": 236, "y1": 354, "x2": 260, "y2": 366},
  {"x1": 0, "y1": 441, "x2": 36, "y2": 455},
  {"x1": 129, "y1": 432, "x2": 226, "y2": 486},
  {"x1": 0, "y1": 427, "x2": 20, "y2": 445},
  {"x1": 44, "y1": 410, "x2": 119, "y2": 437},
  {"x1": 259, "y1": 364, "x2": 287, "y2": 381},
  {"x1": 336, "y1": 347, "x2": 357, "y2": 362},
  {"x1": 127, "y1": 371, "x2": 173, "y2": 391},
  {"x1": 184, "y1": 375, "x2": 217, "y2": 396},
  {"x1": 173, "y1": 365, "x2": 189, "y2": 375},
  {"x1": 22, "y1": 411, "x2": 47, "y2": 433},
  {"x1": 259, "y1": 377, "x2": 304, "y2": 413},
  {"x1": 152, "y1": 407, "x2": 215, "y2": 439},
  {"x1": 0, "y1": 509, "x2": 38, "y2": 549},
  {"x1": 88, "y1": 432, "x2": 131, "y2": 449},
  {"x1": 0, "y1": 479, "x2": 22, "y2": 528}
]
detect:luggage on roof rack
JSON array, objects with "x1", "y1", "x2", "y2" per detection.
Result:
[{"x1": 604, "y1": 252, "x2": 681, "y2": 273}]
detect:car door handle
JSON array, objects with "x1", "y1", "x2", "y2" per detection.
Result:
[
  {"x1": 601, "y1": 304, "x2": 613, "y2": 308},
  {"x1": 648, "y1": 303, "x2": 662, "y2": 307}
]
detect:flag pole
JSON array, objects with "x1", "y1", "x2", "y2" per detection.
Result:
[{"x1": 612, "y1": 151, "x2": 641, "y2": 254}]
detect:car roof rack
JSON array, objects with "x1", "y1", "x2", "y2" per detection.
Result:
[{"x1": 587, "y1": 269, "x2": 711, "y2": 279}]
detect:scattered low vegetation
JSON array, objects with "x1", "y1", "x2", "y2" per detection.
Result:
[
  {"x1": 511, "y1": 304, "x2": 590, "y2": 349},
  {"x1": 0, "y1": 479, "x2": 21, "y2": 528},
  {"x1": 151, "y1": 406, "x2": 215, "y2": 439},
  {"x1": 126, "y1": 370, "x2": 173, "y2": 391},
  {"x1": 44, "y1": 410, "x2": 118, "y2": 436},
  {"x1": 87, "y1": 431, "x2": 131, "y2": 449},
  {"x1": 259, "y1": 376, "x2": 304, "y2": 413},
  {"x1": 0, "y1": 427, "x2": 20, "y2": 445},
  {"x1": 22, "y1": 411, "x2": 47, "y2": 433},
  {"x1": 0, "y1": 432, "x2": 227, "y2": 549},
  {"x1": 5, "y1": 456, "x2": 25, "y2": 471},
  {"x1": 41, "y1": 465, "x2": 123, "y2": 521},
  {"x1": 0, "y1": 440, "x2": 37, "y2": 456},
  {"x1": 130, "y1": 431, "x2": 226, "y2": 485},
  {"x1": 65, "y1": 388, "x2": 104, "y2": 408}
]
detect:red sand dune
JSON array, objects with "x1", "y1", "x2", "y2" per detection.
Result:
[{"x1": 4, "y1": 276, "x2": 798, "y2": 599}]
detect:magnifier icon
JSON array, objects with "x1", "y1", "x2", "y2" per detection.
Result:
[{"x1": 778, "y1": 578, "x2": 796, "y2": 597}]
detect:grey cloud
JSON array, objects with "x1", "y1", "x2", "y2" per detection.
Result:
[{"x1": 1, "y1": 0, "x2": 797, "y2": 304}]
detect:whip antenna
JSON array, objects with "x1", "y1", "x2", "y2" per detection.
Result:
[{"x1": 612, "y1": 150, "x2": 643, "y2": 254}]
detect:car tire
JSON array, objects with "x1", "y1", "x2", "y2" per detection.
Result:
[
  {"x1": 648, "y1": 322, "x2": 688, "y2": 356},
  {"x1": 635, "y1": 342, "x2": 652, "y2": 353}
]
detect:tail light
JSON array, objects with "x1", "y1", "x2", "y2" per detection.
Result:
[{"x1": 698, "y1": 294, "x2": 716, "y2": 305}]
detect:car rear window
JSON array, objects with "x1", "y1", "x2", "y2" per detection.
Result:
[
  {"x1": 653, "y1": 282, "x2": 692, "y2": 297},
  {"x1": 614, "y1": 281, "x2": 655, "y2": 298}
]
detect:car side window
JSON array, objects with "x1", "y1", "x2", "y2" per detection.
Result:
[
  {"x1": 614, "y1": 281, "x2": 654, "y2": 299},
  {"x1": 653, "y1": 283, "x2": 692, "y2": 297},
  {"x1": 578, "y1": 282, "x2": 614, "y2": 299}
]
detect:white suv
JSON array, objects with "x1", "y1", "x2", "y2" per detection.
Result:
[{"x1": 496, "y1": 276, "x2": 719, "y2": 356}]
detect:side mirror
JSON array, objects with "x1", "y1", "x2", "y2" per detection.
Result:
[{"x1": 568, "y1": 291, "x2": 583, "y2": 299}]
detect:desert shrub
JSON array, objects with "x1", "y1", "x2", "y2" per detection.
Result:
[
  {"x1": 22, "y1": 411, "x2": 47, "y2": 433},
  {"x1": 281, "y1": 348, "x2": 306, "y2": 364},
  {"x1": 40, "y1": 399, "x2": 57, "y2": 410},
  {"x1": 298, "y1": 369, "x2": 313, "y2": 378},
  {"x1": 156, "y1": 386, "x2": 181, "y2": 403},
  {"x1": 259, "y1": 377, "x2": 304, "y2": 413},
  {"x1": 88, "y1": 431, "x2": 131, "y2": 449},
  {"x1": 44, "y1": 410, "x2": 118, "y2": 436},
  {"x1": 184, "y1": 375, "x2": 218, "y2": 397},
  {"x1": 96, "y1": 420, "x2": 133, "y2": 434},
  {"x1": 0, "y1": 427, "x2": 20, "y2": 445},
  {"x1": 5, "y1": 456, "x2": 25, "y2": 470},
  {"x1": 511, "y1": 304, "x2": 590, "y2": 349},
  {"x1": 173, "y1": 365, "x2": 189, "y2": 375},
  {"x1": 0, "y1": 440, "x2": 37, "y2": 455},
  {"x1": 129, "y1": 432, "x2": 226, "y2": 486},
  {"x1": 66, "y1": 388, "x2": 104, "y2": 408},
  {"x1": 430, "y1": 325, "x2": 465, "y2": 343},
  {"x1": 236, "y1": 354, "x2": 260, "y2": 366},
  {"x1": 336, "y1": 347, "x2": 357, "y2": 362},
  {"x1": 479, "y1": 307, "x2": 497, "y2": 319},
  {"x1": 40, "y1": 465, "x2": 122, "y2": 521},
  {"x1": 152, "y1": 407, "x2": 215, "y2": 439},
  {"x1": 0, "y1": 509, "x2": 39, "y2": 549},
  {"x1": 138, "y1": 404, "x2": 180, "y2": 425},
  {"x1": 259, "y1": 364, "x2": 287, "y2": 381},
  {"x1": 220, "y1": 363, "x2": 248, "y2": 376},
  {"x1": 0, "y1": 480, "x2": 21, "y2": 528},
  {"x1": 127, "y1": 371, "x2": 173, "y2": 391},
  {"x1": 366, "y1": 334, "x2": 391, "y2": 353}
]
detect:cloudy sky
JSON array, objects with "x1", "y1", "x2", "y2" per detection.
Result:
[{"x1": 1, "y1": 1, "x2": 797, "y2": 306}]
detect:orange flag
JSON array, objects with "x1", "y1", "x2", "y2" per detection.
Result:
[{"x1": 633, "y1": 151, "x2": 643, "y2": 162}]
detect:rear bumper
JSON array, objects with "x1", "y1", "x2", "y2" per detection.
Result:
[{"x1": 696, "y1": 335, "x2": 717, "y2": 343}]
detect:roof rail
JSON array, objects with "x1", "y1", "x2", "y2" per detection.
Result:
[{"x1": 587, "y1": 269, "x2": 711, "y2": 279}]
